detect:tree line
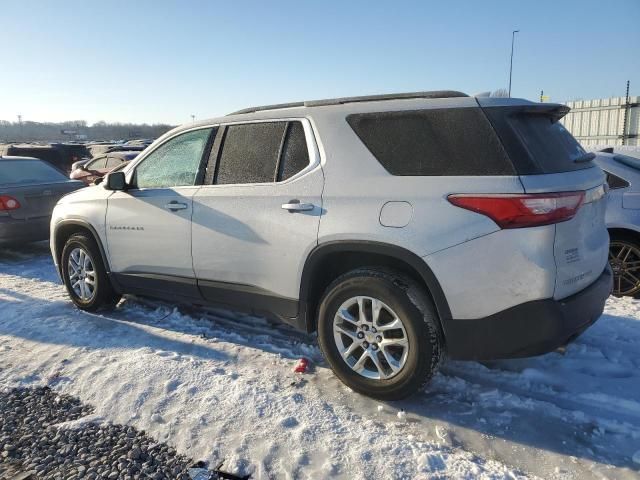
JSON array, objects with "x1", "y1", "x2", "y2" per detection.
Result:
[{"x1": 0, "y1": 120, "x2": 174, "y2": 143}]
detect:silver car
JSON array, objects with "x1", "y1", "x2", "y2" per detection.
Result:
[
  {"x1": 50, "y1": 91, "x2": 611, "y2": 399},
  {"x1": 0, "y1": 156, "x2": 84, "y2": 245},
  {"x1": 594, "y1": 151, "x2": 640, "y2": 296}
]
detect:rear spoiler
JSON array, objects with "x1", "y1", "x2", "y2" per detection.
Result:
[
  {"x1": 517, "y1": 104, "x2": 570, "y2": 122},
  {"x1": 476, "y1": 98, "x2": 570, "y2": 122}
]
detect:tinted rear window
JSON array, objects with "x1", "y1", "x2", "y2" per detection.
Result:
[
  {"x1": 483, "y1": 107, "x2": 591, "y2": 174},
  {"x1": 347, "y1": 108, "x2": 515, "y2": 176},
  {"x1": 0, "y1": 160, "x2": 67, "y2": 185}
]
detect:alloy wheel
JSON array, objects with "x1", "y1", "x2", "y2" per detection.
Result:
[
  {"x1": 68, "y1": 247, "x2": 97, "y2": 301},
  {"x1": 333, "y1": 296, "x2": 409, "y2": 380},
  {"x1": 610, "y1": 240, "x2": 640, "y2": 296}
]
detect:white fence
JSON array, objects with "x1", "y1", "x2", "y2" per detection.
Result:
[{"x1": 561, "y1": 96, "x2": 639, "y2": 147}]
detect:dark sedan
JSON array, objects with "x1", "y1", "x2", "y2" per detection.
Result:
[{"x1": 0, "y1": 156, "x2": 84, "y2": 245}]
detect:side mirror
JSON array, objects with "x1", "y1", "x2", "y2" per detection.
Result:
[{"x1": 104, "y1": 171, "x2": 127, "y2": 191}]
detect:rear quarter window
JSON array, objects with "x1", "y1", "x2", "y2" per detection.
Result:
[{"x1": 346, "y1": 108, "x2": 515, "y2": 176}]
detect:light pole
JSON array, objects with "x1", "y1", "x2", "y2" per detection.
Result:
[{"x1": 508, "y1": 30, "x2": 519, "y2": 97}]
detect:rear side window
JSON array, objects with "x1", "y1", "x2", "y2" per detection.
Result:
[
  {"x1": 483, "y1": 107, "x2": 591, "y2": 174},
  {"x1": 87, "y1": 157, "x2": 106, "y2": 169},
  {"x1": 604, "y1": 170, "x2": 630, "y2": 189},
  {"x1": 105, "y1": 157, "x2": 123, "y2": 169},
  {"x1": 216, "y1": 122, "x2": 286, "y2": 184},
  {"x1": 0, "y1": 160, "x2": 67, "y2": 185},
  {"x1": 347, "y1": 108, "x2": 515, "y2": 176},
  {"x1": 214, "y1": 121, "x2": 310, "y2": 184}
]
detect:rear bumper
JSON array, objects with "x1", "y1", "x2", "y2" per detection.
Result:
[
  {"x1": 446, "y1": 265, "x2": 612, "y2": 360},
  {"x1": 0, "y1": 216, "x2": 50, "y2": 245}
]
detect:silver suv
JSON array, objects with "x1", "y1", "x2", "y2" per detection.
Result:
[{"x1": 50, "y1": 91, "x2": 612, "y2": 399}]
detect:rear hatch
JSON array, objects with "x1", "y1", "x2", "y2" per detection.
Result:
[{"x1": 479, "y1": 98, "x2": 609, "y2": 299}]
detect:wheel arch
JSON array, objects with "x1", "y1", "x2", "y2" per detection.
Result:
[
  {"x1": 608, "y1": 227, "x2": 640, "y2": 241},
  {"x1": 53, "y1": 220, "x2": 111, "y2": 276},
  {"x1": 298, "y1": 241, "x2": 452, "y2": 337}
]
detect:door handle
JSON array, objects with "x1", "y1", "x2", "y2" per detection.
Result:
[
  {"x1": 282, "y1": 200, "x2": 314, "y2": 213},
  {"x1": 164, "y1": 201, "x2": 188, "y2": 211}
]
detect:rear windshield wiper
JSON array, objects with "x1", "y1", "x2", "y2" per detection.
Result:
[{"x1": 574, "y1": 152, "x2": 596, "y2": 163}]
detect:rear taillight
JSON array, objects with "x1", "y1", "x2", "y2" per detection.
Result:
[
  {"x1": 447, "y1": 191, "x2": 585, "y2": 229},
  {"x1": 0, "y1": 195, "x2": 21, "y2": 211}
]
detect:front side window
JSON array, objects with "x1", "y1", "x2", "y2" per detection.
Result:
[{"x1": 135, "y1": 128, "x2": 212, "y2": 188}]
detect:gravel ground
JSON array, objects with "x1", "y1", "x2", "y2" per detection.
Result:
[{"x1": 0, "y1": 387, "x2": 197, "y2": 479}]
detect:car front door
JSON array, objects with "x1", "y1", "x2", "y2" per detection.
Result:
[
  {"x1": 191, "y1": 120, "x2": 323, "y2": 320},
  {"x1": 106, "y1": 127, "x2": 214, "y2": 299}
]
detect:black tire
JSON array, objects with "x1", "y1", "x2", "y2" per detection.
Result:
[
  {"x1": 609, "y1": 231, "x2": 640, "y2": 298},
  {"x1": 61, "y1": 233, "x2": 121, "y2": 311},
  {"x1": 317, "y1": 268, "x2": 443, "y2": 400}
]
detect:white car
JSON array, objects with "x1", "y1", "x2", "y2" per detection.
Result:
[
  {"x1": 595, "y1": 150, "x2": 640, "y2": 296},
  {"x1": 50, "y1": 91, "x2": 611, "y2": 399}
]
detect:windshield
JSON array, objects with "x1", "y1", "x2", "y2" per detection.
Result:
[{"x1": 0, "y1": 159, "x2": 68, "y2": 185}]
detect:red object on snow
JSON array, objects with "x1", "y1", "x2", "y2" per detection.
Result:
[{"x1": 294, "y1": 358, "x2": 309, "y2": 373}]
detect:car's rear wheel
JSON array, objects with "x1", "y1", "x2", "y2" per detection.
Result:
[
  {"x1": 61, "y1": 233, "x2": 121, "y2": 311},
  {"x1": 609, "y1": 232, "x2": 640, "y2": 297},
  {"x1": 317, "y1": 268, "x2": 443, "y2": 400}
]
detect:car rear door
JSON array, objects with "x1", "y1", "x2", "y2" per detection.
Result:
[
  {"x1": 191, "y1": 119, "x2": 323, "y2": 319},
  {"x1": 105, "y1": 127, "x2": 214, "y2": 299}
]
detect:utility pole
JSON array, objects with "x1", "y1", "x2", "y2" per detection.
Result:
[
  {"x1": 508, "y1": 30, "x2": 519, "y2": 97},
  {"x1": 17, "y1": 115, "x2": 23, "y2": 141},
  {"x1": 622, "y1": 80, "x2": 630, "y2": 146}
]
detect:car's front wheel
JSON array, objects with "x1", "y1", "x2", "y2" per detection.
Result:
[
  {"x1": 317, "y1": 268, "x2": 443, "y2": 400},
  {"x1": 61, "y1": 233, "x2": 121, "y2": 311}
]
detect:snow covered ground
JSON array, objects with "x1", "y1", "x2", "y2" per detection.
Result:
[{"x1": 1, "y1": 243, "x2": 639, "y2": 479}]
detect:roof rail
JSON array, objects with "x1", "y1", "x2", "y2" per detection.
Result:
[{"x1": 228, "y1": 90, "x2": 468, "y2": 116}]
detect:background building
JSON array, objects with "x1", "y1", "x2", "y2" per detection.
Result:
[{"x1": 561, "y1": 95, "x2": 639, "y2": 147}]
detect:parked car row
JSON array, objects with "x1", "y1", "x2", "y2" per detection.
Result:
[
  {"x1": 0, "y1": 141, "x2": 149, "y2": 173},
  {"x1": 49, "y1": 91, "x2": 612, "y2": 399},
  {"x1": 0, "y1": 143, "x2": 88, "y2": 173}
]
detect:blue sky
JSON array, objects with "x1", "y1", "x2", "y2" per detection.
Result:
[{"x1": 1, "y1": 0, "x2": 638, "y2": 125}]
